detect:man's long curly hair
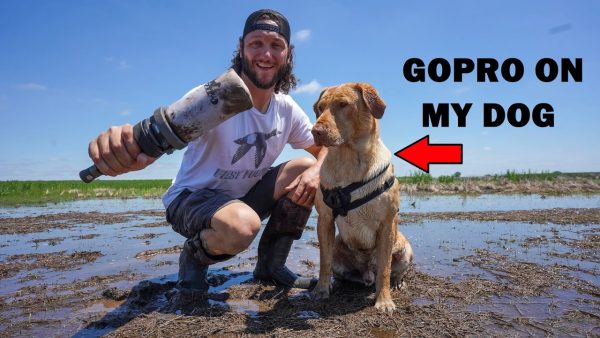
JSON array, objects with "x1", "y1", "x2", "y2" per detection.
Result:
[{"x1": 230, "y1": 39, "x2": 297, "y2": 94}]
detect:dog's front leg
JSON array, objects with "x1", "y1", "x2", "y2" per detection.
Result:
[
  {"x1": 374, "y1": 219, "x2": 396, "y2": 313},
  {"x1": 311, "y1": 211, "x2": 335, "y2": 300}
]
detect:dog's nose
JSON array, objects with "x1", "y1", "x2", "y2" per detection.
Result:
[{"x1": 312, "y1": 124, "x2": 326, "y2": 138}]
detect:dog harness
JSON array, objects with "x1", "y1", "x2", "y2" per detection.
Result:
[{"x1": 320, "y1": 163, "x2": 396, "y2": 220}]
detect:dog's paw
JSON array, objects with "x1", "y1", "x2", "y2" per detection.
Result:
[
  {"x1": 362, "y1": 271, "x2": 375, "y2": 287},
  {"x1": 391, "y1": 281, "x2": 406, "y2": 290},
  {"x1": 310, "y1": 283, "x2": 331, "y2": 300},
  {"x1": 391, "y1": 276, "x2": 406, "y2": 290},
  {"x1": 374, "y1": 298, "x2": 396, "y2": 313}
]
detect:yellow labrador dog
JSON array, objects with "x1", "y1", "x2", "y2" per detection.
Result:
[{"x1": 310, "y1": 83, "x2": 413, "y2": 313}]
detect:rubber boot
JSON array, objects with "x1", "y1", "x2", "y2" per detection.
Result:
[
  {"x1": 176, "y1": 234, "x2": 233, "y2": 292},
  {"x1": 253, "y1": 198, "x2": 316, "y2": 289}
]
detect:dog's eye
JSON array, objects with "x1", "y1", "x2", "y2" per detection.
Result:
[{"x1": 338, "y1": 101, "x2": 348, "y2": 108}]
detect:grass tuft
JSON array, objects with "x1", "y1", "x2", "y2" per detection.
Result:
[
  {"x1": 0, "y1": 180, "x2": 171, "y2": 205},
  {"x1": 397, "y1": 171, "x2": 433, "y2": 184},
  {"x1": 496, "y1": 170, "x2": 559, "y2": 182}
]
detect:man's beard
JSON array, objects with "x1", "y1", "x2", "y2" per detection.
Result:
[{"x1": 241, "y1": 55, "x2": 287, "y2": 90}]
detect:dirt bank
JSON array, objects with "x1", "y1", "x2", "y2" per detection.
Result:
[
  {"x1": 401, "y1": 174, "x2": 600, "y2": 195},
  {"x1": 399, "y1": 207, "x2": 600, "y2": 225}
]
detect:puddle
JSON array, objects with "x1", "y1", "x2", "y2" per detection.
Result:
[
  {"x1": 77, "y1": 298, "x2": 124, "y2": 314},
  {"x1": 0, "y1": 198, "x2": 164, "y2": 218},
  {"x1": 401, "y1": 193, "x2": 599, "y2": 212},
  {"x1": 401, "y1": 219, "x2": 598, "y2": 278},
  {"x1": 370, "y1": 327, "x2": 398, "y2": 338},
  {"x1": 296, "y1": 310, "x2": 320, "y2": 319},
  {"x1": 209, "y1": 299, "x2": 262, "y2": 317},
  {"x1": 2, "y1": 194, "x2": 598, "y2": 218},
  {"x1": 0, "y1": 195, "x2": 598, "y2": 337}
]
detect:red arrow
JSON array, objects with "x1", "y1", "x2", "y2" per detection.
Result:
[{"x1": 394, "y1": 135, "x2": 463, "y2": 173}]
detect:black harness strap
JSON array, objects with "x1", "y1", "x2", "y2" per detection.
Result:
[{"x1": 320, "y1": 164, "x2": 396, "y2": 220}]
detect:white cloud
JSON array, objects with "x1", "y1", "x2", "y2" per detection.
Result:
[
  {"x1": 15, "y1": 83, "x2": 47, "y2": 91},
  {"x1": 294, "y1": 29, "x2": 311, "y2": 41},
  {"x1": 118, "y1": 110, "x2": 132, "y2": 116},
  {"x1": 93, "y1": 98, "x2": 110, "y2": 105},
  {"x1": 483, "y1": 146, "x2": 492, "y2": 151},
  {"x1": 119, "y1": 60, "x2": 131, "y2": 70},
  {"x1": 293, "y1": 80, "x2": 322, "y2": 95},
  {"x1": 105, "y1": 56, "x2": 131, "y2": 70}
]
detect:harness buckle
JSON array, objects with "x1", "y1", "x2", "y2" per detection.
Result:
[{"x1": 323, "y1": 187, "x2": 351, "y2": 217}]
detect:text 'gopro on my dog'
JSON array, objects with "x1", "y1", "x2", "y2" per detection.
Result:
[{"x1": 402, "y1": 57, "x2": 583, "y2": 128}]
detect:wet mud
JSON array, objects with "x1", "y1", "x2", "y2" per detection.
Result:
[
  {"x1": 0, "y1": 195, "x2": 598, "y2": 337},
  {"x1": 399, "y1": 207, "x2": 600, "y2": 225}
]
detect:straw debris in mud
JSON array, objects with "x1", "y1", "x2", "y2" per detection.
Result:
[
  {"x1": 0, "y1": 209, "x2": 168, "y2": 235},
  {"x1": 90, "y1": 231, "x2": 600, "y2": 338},
  {"x1": 100, "y1": 260, "x2": 600, "y2": 337},
  {"x1": 0, "y1": 212, "x2": 133, "y2": 235},
  {"x1": 134, "y1": 245, "x2": 182, "y2": 259},
  {"x1": 29, "y1": 237, "x2": 65, "y2": 246},
  {"x1": 0, "y1": 250, "x2": 103, "y2": 279},
  {"x1": 0, "y1": 202, "x2": 598, "y2": 337},
  {"x1": 399, "y1": 207, "x2": 600, "y2": 225},
  {"x1": 0, "y1": 271, "x2": 144, "y2": 336},
  {"x1": 102, "y1": 271, "x2": 491, "y2": 338}
]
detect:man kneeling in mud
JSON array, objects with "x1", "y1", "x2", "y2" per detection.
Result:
[{"x1": 88, "y1": 9, "x2": 326, "y2": 292}]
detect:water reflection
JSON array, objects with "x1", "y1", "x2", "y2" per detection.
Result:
[
  {"x1": 2, "y1": 194, "x2": 597, "y2": 219},
  {"x1": 400, "y1": 194, "x2": 599, "y2": 212}
]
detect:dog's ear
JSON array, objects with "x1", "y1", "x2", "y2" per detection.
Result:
[
  {"x1": 313, "y1": 87, "x2": 328, "y2": 117},
  {"x1": 355, "y1": 83, "x2": 386, "y2": 119}
]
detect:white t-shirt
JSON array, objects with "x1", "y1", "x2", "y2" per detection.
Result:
[{"x1": 162, "y1": 92, "x2": 314, "y2": 208}]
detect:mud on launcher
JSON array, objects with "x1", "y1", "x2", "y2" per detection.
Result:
[
  {"x1": 79, "y1": 69, "x2": 254, "y2": 183},
  {"x1": 403, "y1": 57, "x2": 582, "y2": 128}
]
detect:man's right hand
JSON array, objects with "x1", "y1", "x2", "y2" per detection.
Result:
[{"x1": 88, "y1": 124, "x2": 156, "y2": 176}]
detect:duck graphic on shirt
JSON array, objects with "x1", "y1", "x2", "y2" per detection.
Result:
[{"x1": 231, "y1": 129, "x2": 281, "y2": 168}]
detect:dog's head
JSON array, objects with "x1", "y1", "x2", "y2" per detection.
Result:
[{"x1": 311, "y1": 83, "x2": 386, "y2": 147}]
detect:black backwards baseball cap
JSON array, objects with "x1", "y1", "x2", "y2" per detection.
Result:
[{"x1": 243, "y1": 9, "x2": 291, "y2": 45}]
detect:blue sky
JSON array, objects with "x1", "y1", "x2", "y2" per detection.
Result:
[{"x1": 1, "y1": 0, "x2": 598, "y2": 180}]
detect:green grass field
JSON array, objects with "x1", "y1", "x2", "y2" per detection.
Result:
[
  {"x1": 1, "y1": 171, "x2": 598, "y2": 205},
  {"x1": 0, "y1": 179, "x2": 171, "y2": 205},
  {"x1": 395, "y1": 171, "x2": 599, "y2": 195},
  {"x1": 396, "y1": 170, "x2": 597, "y2": 184}
]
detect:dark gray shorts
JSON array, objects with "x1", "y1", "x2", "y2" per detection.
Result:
[{"x1": 166, "y1": 163, "x2": 285, "y2": 239}]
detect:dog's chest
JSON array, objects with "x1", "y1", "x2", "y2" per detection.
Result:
[
  {"x1": 321, "y1": 172, "x2": 399, "y2": 252},
  {"x1": 335, "y1": 211, "x2": 379, "y2": 252}
]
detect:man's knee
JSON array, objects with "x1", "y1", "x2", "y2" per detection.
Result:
[
  {"x1": 210, "y1": 203, "x2": 261, "y2": 254},
  {"x1": 274, "y1": 157, "x2": 316, "y2": 200},
  {"x1": 291, "y1": 156, "x2": 316, "y2": 171}
]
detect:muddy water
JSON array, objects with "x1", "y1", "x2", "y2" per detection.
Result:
[
  {"x1": 0, "y1": 198, "x2": 164, "y2": 218},
  {"x1": 1, "y1": 194, "x2": 598, "y2": 218},
  {"x1": 404, "y1": 219, "x2": 597, "y2": 278},
  {"x1": 0, "y1": 194, "x2": 598, "y2": 337},
  {"x1": 400, "y1": 193, "x2": 600, "y2": 212}
]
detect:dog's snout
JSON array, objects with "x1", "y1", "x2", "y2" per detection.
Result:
[
  {"x1": 311, "y1": 123, "x2": 329, "y2": 146},
  {"x1": 311, "y1": 124, "x2": 326, "y2": 138}
]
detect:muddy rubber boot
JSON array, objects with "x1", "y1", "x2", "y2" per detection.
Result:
[
  {"x1": 176, "y1": 234, "x2": 233, "y2": 292},
  {"x1": 253, "y1": 198, "x2": 316, "y2": 289}
]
